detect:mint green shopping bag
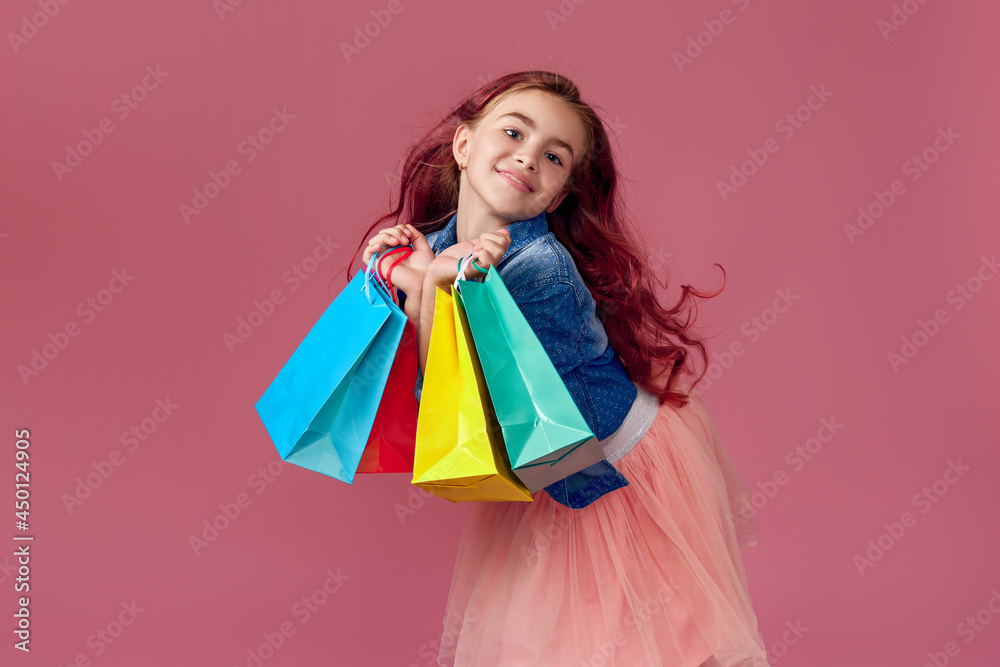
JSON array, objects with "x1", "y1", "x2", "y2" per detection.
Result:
[{"x1": 453, "y1": 258, "x2": 606, "y2": 493}]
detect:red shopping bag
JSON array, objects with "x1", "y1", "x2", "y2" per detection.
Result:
[
  {"x1": 356, "y1": 318, "x2": 418, "y2": 473},
  {"x1": 356, "y1": 246, "x2": 417, "y2": 473}
]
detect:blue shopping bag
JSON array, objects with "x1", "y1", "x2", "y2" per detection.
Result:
[{"x1": 254, "y1": 249, "x2": 409, "y2": 483}]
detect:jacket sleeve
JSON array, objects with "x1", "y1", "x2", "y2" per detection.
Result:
[
  {"x1": 506, "y1": 279, "x2": 631, "y2": 509},
  {"x1": 507, "y1": 279, "x2": 584, "y2": 375}
]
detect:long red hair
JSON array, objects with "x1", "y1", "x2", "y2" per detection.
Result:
[{"x1": 343, "y1": 70, "x2": 726, "y2": 408}]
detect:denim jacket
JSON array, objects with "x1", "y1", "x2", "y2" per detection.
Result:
[{"x1": 399, "y1": 210, "x2": 639, "y2": 508}]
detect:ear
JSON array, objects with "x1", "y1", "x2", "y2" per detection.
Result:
[
  {"x1": 452, "y1": 123, "x2": 471, "y2": 168},
  {"x1": 546, "y1": 185, "x2": 570, "y2": 213}
]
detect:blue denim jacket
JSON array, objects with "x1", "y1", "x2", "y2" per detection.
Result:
[{"x1": 399, "y1": 210, "x2": 639, "y2": 508}]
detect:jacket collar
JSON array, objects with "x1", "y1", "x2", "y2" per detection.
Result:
[{"x1": 430, "y1": 210, "x2": 549, "y2": 262}]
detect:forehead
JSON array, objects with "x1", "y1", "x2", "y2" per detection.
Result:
[{"x1": 486, "y1": 89, "x2": 586, "y2": 154}]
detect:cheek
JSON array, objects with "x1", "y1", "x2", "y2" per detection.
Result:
[
  {"x1": 546, "y1": 174, "x2": 569, "y2": 195},
  {"x1": 475, "y1": 153, "x2": 497, "y2": 172}
]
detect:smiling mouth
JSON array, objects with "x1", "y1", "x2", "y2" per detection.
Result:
[{"x1": 498, "y1": 170, "x2": 532, "y2": 192}]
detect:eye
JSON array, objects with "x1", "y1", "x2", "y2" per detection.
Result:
[{"x1": 504, "y1": 128, "x2": 564, "y2": 166}]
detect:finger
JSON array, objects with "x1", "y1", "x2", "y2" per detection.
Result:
[
  {"x1": 478, "y1": 231, "x2": 510, "y2": 248},
  {"x1": 376, "y1": 227, "x2": 405, "y2": 244},
  {"x1": 392, "y1": 225, "x2": 410, "y2": 243},
  {"x1": 403, "y1": 226, "x2": 422, "y2": 244},
  {"x1": 465, "y1": 254, "x2": 485, "y2": 278},
  {"x1": 476, "y1": 239, "x2": 501, "y2": 254},
  {"x1": 409, "y1": 231, "x2": 433, "y2": 253},
  {"x1": 474, "y1": 247, "x2": 495, "y2": 266},
  {"x1": 368, "y1": 236, "x2": 396, "y2": 254},
  {"x1": 476, "y1": 232, "x2": 503, "y2": 248}
]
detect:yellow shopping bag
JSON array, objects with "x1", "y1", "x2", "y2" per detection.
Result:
[{"x1": 411, "y1": 286, "x2": 533, "y2": 503}]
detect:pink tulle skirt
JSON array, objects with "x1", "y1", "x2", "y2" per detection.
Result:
[{"x1": 435, "y1": 388, "x2": 770, "y2": 667}]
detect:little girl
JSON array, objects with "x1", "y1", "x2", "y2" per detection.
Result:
[{"x1": 355, "y1": 70, "x2": 770, "y2": 667}]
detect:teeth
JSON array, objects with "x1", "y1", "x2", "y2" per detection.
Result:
[{"x1": 504, "y1": 172, "x2": 526, "y2": 187}]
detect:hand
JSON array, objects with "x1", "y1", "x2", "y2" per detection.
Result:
[
  {"x1": 426, "y1": 241, "x2": 477, "y2": 288},
  {"x1": 470, "y1": 228, "x2": 511, "y2": 274},
  {"x1": 362, "y1": 223, "x2": 435, "y2": 295},
  {"x1": 425, "y1": 228, "x2": 512, "y2": 288}
]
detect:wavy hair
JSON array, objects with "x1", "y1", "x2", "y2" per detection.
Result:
[{"x1": 344, "y1": 70, "x2": 726, "y2": 408}]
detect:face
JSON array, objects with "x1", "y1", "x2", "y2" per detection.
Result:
[{"x1": 453, "y1": 88, "x2": 587, "y2": 222}]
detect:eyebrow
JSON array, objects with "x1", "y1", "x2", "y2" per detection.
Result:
[{"x1": 497, "y1": 112, "x2": 576, "y2": 161}]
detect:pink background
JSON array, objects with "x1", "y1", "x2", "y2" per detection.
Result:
[{"x1": 2, "y1": 0, "x2": 999, "y2": 665}]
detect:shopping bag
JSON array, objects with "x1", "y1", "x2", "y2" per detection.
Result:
[
  {"x1": 356, "y1": 318, "x2": 418, "y2": 473},
  {"x1": 254, "y1": 249, "x2": 408, "y2": 483},
  {"x1": 454, "y1": 256, "x2": 606, "y2": 492},
  {"x1": 411, "y1": 285, "x2": 533, "y2": 503}
]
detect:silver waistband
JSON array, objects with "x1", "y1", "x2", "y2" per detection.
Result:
[{"x1": 599, "y1": 383, "x2": 660, "y2": 464}]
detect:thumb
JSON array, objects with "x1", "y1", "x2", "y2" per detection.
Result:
[{"x1": 408, "y1": 229, "x2": 433, "y2": 253}]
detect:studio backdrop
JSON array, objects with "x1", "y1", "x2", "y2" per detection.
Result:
[{"x1": 1, "y1": 1, "x2": 998, "y2": 665}]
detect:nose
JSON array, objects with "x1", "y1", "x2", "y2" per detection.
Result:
[{"x1": 515, "y1": 149, "x2": 538, "y2": 171}]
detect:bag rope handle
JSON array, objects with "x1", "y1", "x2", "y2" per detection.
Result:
[
  {"x1": 453, "y1": 251, "x2": 480, "y2": 291},
  {"x1": 362, "y1": 245, "x2": 412, "y2": 304}
]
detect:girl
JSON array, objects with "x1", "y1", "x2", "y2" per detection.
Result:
[{"x1": 353, "y1": 70, "x2": 769, "y2": 667}]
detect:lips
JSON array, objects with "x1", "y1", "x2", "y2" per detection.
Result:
[{"x1": 497, "y1": 169, "x2": 533, "y2": 193}]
